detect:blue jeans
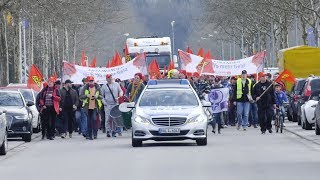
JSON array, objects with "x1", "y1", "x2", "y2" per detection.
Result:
[
  {"x1": 237, "y1": 102, "x2": 250, "y2": 128},
  {"x1": 211, "y1": 112, "x2": 222, "y2": 131},
  {"x1": 76, "y1": 109, "x2": 87, "y2": 135},
  {"x1": 249, "y1": 103, "x2": 259, "y2": 126},
  {"x1": 87, "y1": 109, "x2": 98, "y2": 139}
]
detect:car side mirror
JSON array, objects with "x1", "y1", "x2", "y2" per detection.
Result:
[
  {"x1": 127, "y1": 102, "x2": 136, "y2": 109},
  {"x1": 202, "y1": 101, "x2": 212, "y2": 107},
  {"x1": 27, "y1": 101, "x2": 34, "y2": 107}
]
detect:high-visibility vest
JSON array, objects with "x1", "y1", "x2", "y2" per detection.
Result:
[
  {"x1": 236, "y1": 78, "x2": 252, "y2": 99},
  {"x1": 82, "y1": 89, "x2": 102, "y2": 109}
]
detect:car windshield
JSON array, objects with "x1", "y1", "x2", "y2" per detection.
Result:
[
  {"x1": 146, "y1": 55, "x2": 171, "y2": 69},
  {"x1": 295, "y1": 80, "x2": 306, "y2": 92},
  {"x1": 19, "y1": 89, "x2": 34, "y2": 102},
  {"x1": 139, "y1": 90, "x2": 199, "y2": 107},
  {"x1": 0, "y1": 92, "x2": 24, "y2": 107},
  {"x1": 311, "y1": 79, "x2": 320, "y2": 91}
]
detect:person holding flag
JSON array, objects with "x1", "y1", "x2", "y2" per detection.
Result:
[{"x1": 252, "y1": 73, "x2": 276, "y2": 134}]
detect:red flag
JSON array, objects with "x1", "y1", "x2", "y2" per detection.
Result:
[
  {"x1": 89, "y1": 56, "x2": 97, "y2": 67},
  {"x1": 197, "y1": 48, "x2": 204, "y2": 57},
  {"x1": 163, "y1": 66, "x2": 167, "y2": 78},
  {"x1": 186, "y1": 46, "x2": 193, "y2": 54},
  {"x1": 111, "y1": 51, "x2": 122, "y2": 67},
  {"x1": 27, "y1": 64, "x2": 43, "y2": 92},
  {"x1": 52, "y1": 72, "x2": 57, "y2": 82},
  {"x1": 124, "y1": 44, "x2": 129, "y2": 55},
  {"x1": 81, "y1": 50, "x2": 87, "y2": 66},
  {"x1": 148, "y1": 59, "x2": 161, "y2": 78},
  {"x1": 275, "y1": 69, "x2": 296, "y2": 84},
  {"x1": 204, "y1": 50, "x2": 212, "y2": 59},
  {"x1": 168, "y1": 60, "x2": 175, "y2": 70},
  {"x1": 106, "y1": 60, "x2": 110, "y2": 68},
  {"x1": 230, "y1": 57, "x2": 235, "y2": 61}
]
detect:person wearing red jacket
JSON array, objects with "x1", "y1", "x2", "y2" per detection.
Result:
[{"x1": 37, "y1": 77, "x2": 61, "y2": 140}]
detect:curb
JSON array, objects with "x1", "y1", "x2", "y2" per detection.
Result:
[{"x1": 283, "y1": 127, "x2": 320, "y2": 146}]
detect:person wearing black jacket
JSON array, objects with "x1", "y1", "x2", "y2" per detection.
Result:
[
  {"x1": 59, "y1": 80, "x2": 79, "y2": 138},
  {"x1": 252, "y1": 74, "x2": 276, "y2": 134}
]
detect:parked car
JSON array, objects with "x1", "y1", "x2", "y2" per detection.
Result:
[
  {"x1": 297, "y1": 76, "x2": 320, "y2": 125},
  {"x1": 0, "y1": 87, "x2": 40, "y2": 133},
  {"x1": 287, "y1": 78, "x2": 306, "y2": 122},
  {"x1": 0, "y1": 109, "x2": 8, "y2": 155},
  {"x1": 129, "y1": 79, "x2": 210, "y2": 147},
  {"x1": 0, "y1": 90, "x2": 34, "y2": 142},
  {"x1": 300, "y1": 90, "x2": 320, "y2": 130}
]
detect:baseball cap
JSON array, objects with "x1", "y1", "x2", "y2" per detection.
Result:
[
  {"x1": 65, "y1": 79, "x2": 73, "y2": 84},
  {"x1": 241, "y1": 70, "x2": 247, "y2": 74},
  {"x1": 87, "y1": 76, "x2": 94, "y2": 81},
  {"x1": 106, "y1": 74, "x2": 112, "y2": 79}
]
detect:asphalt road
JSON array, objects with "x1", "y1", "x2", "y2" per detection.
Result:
[{"x1": 0, "y1": 127, "x2": 320, "y2": 180}]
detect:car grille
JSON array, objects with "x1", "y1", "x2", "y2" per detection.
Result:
[
  {"x1": 149, "y1": 130, "x2": 189, "y2": 136},
  {"x1": 151, "y1": 117, "x2": 187, "y2": 126}
]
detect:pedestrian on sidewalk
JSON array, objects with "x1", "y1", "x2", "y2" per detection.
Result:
[
  {"x1": 252, "y1": 73, "x2": 276, "y2": 134},
  {"x1": 60, "y1": 79, "x2": 79, "y2": 138},
  {"x1": 80, "y1": 76, "x2": 103, "y2": 140},
  {"x1": 232, "y1": 70, "x2": 252, "y2": 131},
  {"x1": 101, "y1": 74, "x2": 123, "y2": 137}
]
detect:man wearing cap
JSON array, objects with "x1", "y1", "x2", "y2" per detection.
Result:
[
  {"x1": 232, "y1": 70, "x2": 252, "y2": 131},
  {"x1": 59, "y1": 80, "x2": 79, "y2": 138},
  {"x1": 36, "y1": 77, "x2": 61, "y2": 140},
  {"x1": 252, "y1": 73, "x2": 276, "y2": 134},
  {"x1": 80, "y1": 76, "x2": 103, "y2": 140},
  {"x1": 101, "y1": 74, "x2": 124, "y2": 137}
]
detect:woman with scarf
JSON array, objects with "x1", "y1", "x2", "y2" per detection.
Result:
[{"x1": 126, "y1": 73, "x2": 145, "y2": 103}]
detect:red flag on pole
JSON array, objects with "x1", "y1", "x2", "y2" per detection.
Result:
[
  {"x1": 168, "y1": 60, "x2": 175, "y2": 70},
  {"x1": 275, "y1": 69, "x2": 296, "y2": 84},
  {"x1": 81, "y1": 50, "x2": 87, "y2": 66},
  {"x1": 148, "y1": 59, "x2": 161, "y2": 78},
  {"x1": 27, "y1": 64, "x2": 43, "y2": 92},
  {"x1": 204, "y1": 50, "x2": 212, "y2": 59},
  {"x1": 197, "y1": 48, "x2": 204, "y2": 57},
  {"x1": 111, "y1": 51, "x2": 122, "y2": 67},
  {"x1": 89, "y1": 56, "x2": 97, "y2": 67},
  {"x1": 186, "y1": 46, "x2": 193, "y2": 54},
  {"x1": 52, "y1": 72, "x2": 57, "y2": 82}
]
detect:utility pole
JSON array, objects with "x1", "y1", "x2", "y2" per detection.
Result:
[{"x1": 171, "y1": 21, "x2": 175, "y2": 57}]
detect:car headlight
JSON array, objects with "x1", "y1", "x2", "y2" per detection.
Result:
[
  {"x1": 187, "y1": 114, "x2": 206, "y2": 123},
  {"x1": 134, "y1": 115, "x2": 150, "y2": 124},
  {"x1": 15, "y1": 115, "x2": 29, "y2": 121}
]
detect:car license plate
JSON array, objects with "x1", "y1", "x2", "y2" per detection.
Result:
[{"x1": 159, "y1": 128, "x2": 180, "y2": 134}]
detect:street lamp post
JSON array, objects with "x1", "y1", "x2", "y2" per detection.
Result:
[{"x1": 171, "y1": 21, "x2": 175, "y2": 56}]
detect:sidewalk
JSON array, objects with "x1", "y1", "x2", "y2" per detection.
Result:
[{"x1": 284, "y1": 121, "x2": 320, "y2": 145}]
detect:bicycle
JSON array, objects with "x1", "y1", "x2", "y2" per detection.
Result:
[
  {"x1": 274, "y1": 107, "x2": 284, "y2": 133},
  {"x1": 274, "y1": 103, "x2": 289, "y2": 133}
]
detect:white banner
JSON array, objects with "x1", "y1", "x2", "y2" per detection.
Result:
[
  {"x1": 208, "y1": 88, "x2": 229, "y2": 113},
  {"x1": 62, "y1": 54, "x2": 147, "y2": 84},
  {"x1": 202, "y1": 51, "x2": 266, "y2": 76},
  {"x1": 178, "y1": 49, "x2": 204, "y2": 73}
]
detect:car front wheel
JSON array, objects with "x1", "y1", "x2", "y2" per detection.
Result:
[
  {"x1": 132, "y1": 138, "x2": 142, "y2": 147},
  {"x1": 196, "y1": 137, "x2": 207, "y2": 146}
]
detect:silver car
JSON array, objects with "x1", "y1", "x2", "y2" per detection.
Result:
[
  {"x1": 0, "y1": 109, "x2": 8, "y2": 155},
  {"x1": 128, "y1": 79, "x2": 211, "y2": 147}
]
